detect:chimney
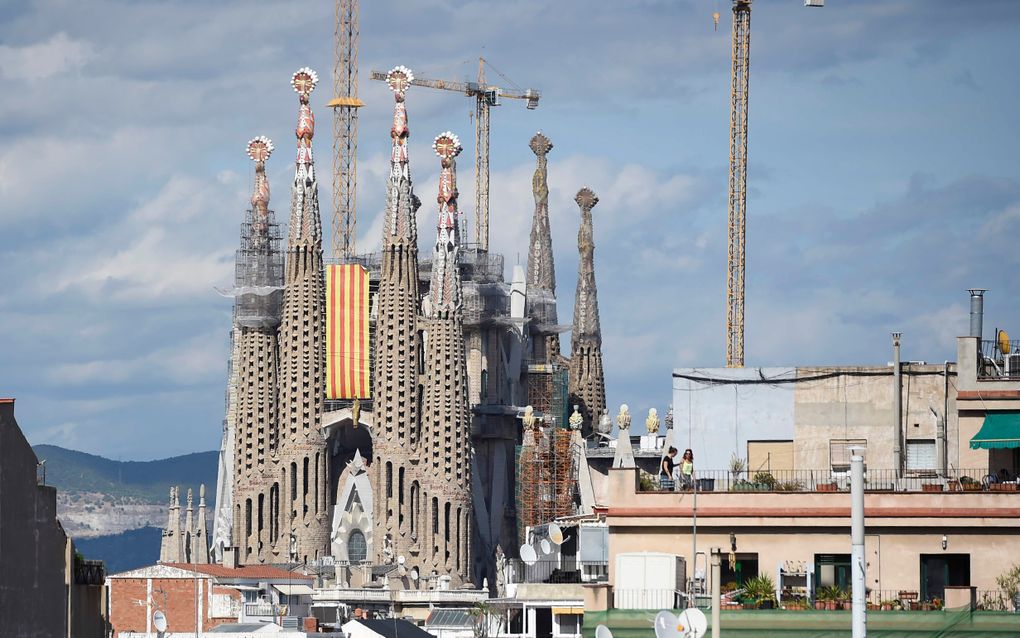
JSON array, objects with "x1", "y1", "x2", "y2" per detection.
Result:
[
  {"x1": 222, "y1": 546, "x2": 240, "y2": 569},
  {"x1": 968, "y1": 289, "x2": 986, "y2": 340}
]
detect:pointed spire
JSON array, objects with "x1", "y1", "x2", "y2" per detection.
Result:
[
  {"x1": 568, "y1": 188, "x2": 606, "y2": 436},
  {"x1": 382, "y1": 65, "x2": 420, "y2": 245},
  {"x1": 184, "y1": 488, "x2": 195, "y2": 562},
  {"x1": 288, "y1": 67, "x2": 322, "y2": 247},
  {"x1": 527, "y1": 132, "x2": 556, "y2": 293},
  {"x1": 195, "y1": 484, "x2": 209, "y2": 564},
  {"x1": 247, "y1": 136, "x2": 274, "y2": 248},
  {"x1": 426, "y1": 132, "x2": 463, "y2": 316},
  {"x1": 572, "y1": 188, "x2": 601, "y2": 344}
]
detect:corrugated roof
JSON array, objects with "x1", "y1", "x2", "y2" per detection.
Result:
[{"x1": 163, "y1": 563, "x2": 312, "y2": 581}]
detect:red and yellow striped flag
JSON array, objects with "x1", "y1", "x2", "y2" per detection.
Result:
[{"x1": 326, "y1": 264, "x2": 371, "y2": 399}]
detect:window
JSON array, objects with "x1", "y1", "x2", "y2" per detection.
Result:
[
  {"x1": 557, "y1": 613, "x2": 580, "y2": 635},
  {"x1": 348, "y1": 529, "x2": 367, "y2": 563},
  {"x1": 814, "y1": 554, "x2": 851, "y2": 591},
  {"x1": 906, "y1": 439, "x2": 937, "y2": 472},
  {"x1": 829, "y1": 439, "x2": 867, "y2": 473}
]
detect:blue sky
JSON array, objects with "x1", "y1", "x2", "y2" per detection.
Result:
[{"x1": 2, "y1": 0, "x2": 1019, "y2": 459}]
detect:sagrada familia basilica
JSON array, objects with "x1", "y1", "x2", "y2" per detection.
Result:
[{"x1": 161, "y1": 64, "x2": 607, "y2": 589}]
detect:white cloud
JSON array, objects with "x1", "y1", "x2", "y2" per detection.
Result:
[{"x1": 0, "y1": 32, "x2": 94, "y2": 81}]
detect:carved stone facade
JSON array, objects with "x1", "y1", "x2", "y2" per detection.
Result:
[
  {"x1": 275, "y1": 68, "x2": 330, "y2": 562},
  {"x1": 160, "y1": 485, "x2": 210, "y2": 564},
  {"x1": 371, "y1": 67, "x2": 423, "y2": 572},
  {"x1": 419, "y1": 133, "x2": 472, "y2": 583},
  {"x1": 568, "y1": 188, "x2": 607, "y2": 436}
]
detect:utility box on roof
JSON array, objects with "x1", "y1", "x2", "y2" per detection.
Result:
[{"x1": 614, "y1": 552, "x2": 686, "y2": 609}]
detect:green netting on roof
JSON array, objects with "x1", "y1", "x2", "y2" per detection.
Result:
[
  {"x1": 970, "y1": 412, "x2": 1020, "y2": 450},
  {"x1": 583, "y1": 609, "x2": 1020, "y2": 637}
]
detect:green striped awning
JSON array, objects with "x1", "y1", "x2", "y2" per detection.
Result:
[{"x1": 970, "y1": 411, "x2": 1020, "y2": 449}]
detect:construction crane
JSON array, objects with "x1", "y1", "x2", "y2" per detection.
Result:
[
  {"x1": 328, "y1": 0, "x2": 363, "y2": 260},
  {"x1": 724, "y1": 0, "x2": 823, "y2": 368},
  {"x1": 370, "y1": 58, "x2": 540, "y2": 252}
]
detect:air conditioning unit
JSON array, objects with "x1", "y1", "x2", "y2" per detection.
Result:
[{"x1": 1005, "y1": 353, "x2": 1020, "y2": 376}]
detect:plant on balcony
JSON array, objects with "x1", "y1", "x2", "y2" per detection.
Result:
[
  {"x1": 638, "y1": 470, "x2": 658, "y2": 492},
  {"x1": 816, "y1": 585, "x2": 844, "y2": 611},
  {"x1": 752, "y1": 471, "x2": 778, "y2": 491},
  {"x1": 815, "y1": 482, "x2": 839, "y2": 493},
  {"x1": 922, "y1": 483, "x2": 944, "y2": 493},
  {"x1": 879, "y1": 599, "x2": 895, "y2": 611},
  {"x1": 777, "y1": 480, "x2": 805, "y2": 492},
  {"x1": 958, "y1": 476, "x2": 982, "y2": 491},
  {"x1": 990, "y1": 482, "x2": 1018, "y2": 492},
  {"x1": 729, "y1": 454, "x2": 747, "y2": 479},
  {"x1": 732, "y1": 479, "x2": 755, "y2": 492},
  {"x1": 996, "y1": 562, "x2": 1020, "y2": 603},
  {"x1": 743, "y1": 574, "x2": 778, "y2": 609}
]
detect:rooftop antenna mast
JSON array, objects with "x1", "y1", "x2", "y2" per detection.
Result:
[{"x1": 328, "y1": 0, "x2": 363, "y2": 259}]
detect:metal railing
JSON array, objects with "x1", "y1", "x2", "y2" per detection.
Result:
[
  {"x1": 642, "y1": 469, "x2": 1008, "y2": 493},
  {"x1": 73, "y1": 558, "x2": 106, "y2": 586},
  {"x1": 505, "y1": 559, "x2": 608, "y2": 584},
  {"x1": 613, "y1": 588, "x2": 681, "y2": 610},
  {"x1": 979, "y1": 339, "x2": 1020, "y2": 380}
]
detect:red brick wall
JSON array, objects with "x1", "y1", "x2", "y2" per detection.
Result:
[{"x1": 110, "y1": 576, "x2": 233, "y2": 636}]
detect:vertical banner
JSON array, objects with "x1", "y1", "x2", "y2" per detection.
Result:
[{"x1": 326, "y1": 264, "x2": 371, "y2": 399}]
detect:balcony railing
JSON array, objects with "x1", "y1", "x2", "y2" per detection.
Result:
[
  {"x1": 243, "y1": 602, "x2": 277, "y2": 618},
  {"x1": 505, "y1": 559, "x2": 608, "y2": 584},
  {"x1": 640, "y1": 469, "x2": 1012, "y2": 493},
  {"x1": 613, "y1": 588, "x2": 681, "y2": 610}
]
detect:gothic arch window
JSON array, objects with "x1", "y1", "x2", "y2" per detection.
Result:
[
  {"x1": 303, "y1": 457, "x2": 310, "y2": 515},
  {"x1": 398, "y1": 466, "x2": 405, "y2": 528},
  {"x1": 348, "y1": 529, "x2": 367, "y2": 563},
  {"x1": 410, "y1": 481, "x2": 420, "y2": 537}
]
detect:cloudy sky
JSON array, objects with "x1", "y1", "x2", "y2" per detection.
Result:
[{"x1": 2, "y1": 0, "x2": 1019, "y2": 459}]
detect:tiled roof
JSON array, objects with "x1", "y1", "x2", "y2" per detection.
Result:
[{"x1": 163, "y1": 563, "x2": 313, "y2": 581}]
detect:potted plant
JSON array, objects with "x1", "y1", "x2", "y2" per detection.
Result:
[
  {"x1": 880, "y1": 600, "x2": 895, "y2": 611},
  {"x1": 991, "y1": 482, "x2": 1018, "y2": 492},
  {"x1": 743, "y1": 575, "x2": 777, "y2": 609},
  {"x1": 816, "y1": 481, "x2": 839, "y2": 493},
  {"x1": 816, "y1": 585, "x2": 842, "y2": 611},
  {"x1": 728, "y1": 454, "x2": 746, "y2": 488},
  {"x1": 752, "y1": 471, "x2": 778, "y2": 491},
  {"x1": 922, "y1": 482, "x2": 944, "y2": 493},
  {"x1": 960, "y1": 476, "x2": 982, "y2": 491}
]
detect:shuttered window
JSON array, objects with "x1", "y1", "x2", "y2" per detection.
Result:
[{"x1": 906, "y1": 439, "x2": 937, "y2": 471}]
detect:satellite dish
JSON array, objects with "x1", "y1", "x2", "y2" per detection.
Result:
[
  {"x1": 999, "y1": 329, "x2": 1011, "y2": 355},
  {"x1": 595, "y1": 625, "x2": 614, "y2": 638},
  {"x1": 540, "y1": 539, "x2": 552, "y2": 555},
  {"x1": 153, "y1": 610, "x2": 168, "y2": 633},
  {"x1": 520, "y1": 544, "x2": 537, "y2": 566},
  {"x1": 678, "y1": 608, "x2": 707, "y2": 638},
  {"x1": 548, "y1": 523, "x2": 564, "y2": 545},
  {"x1": 410, "y1": 567, "x2": 420, "y2": 581}
]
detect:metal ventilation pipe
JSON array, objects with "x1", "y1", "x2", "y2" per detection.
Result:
[
  {"x1": 892, "y1": 332, "x2": 903, "y2": 481},
  {"x1": 968, "y1": 289, "x2": 986, "y2": 340}
]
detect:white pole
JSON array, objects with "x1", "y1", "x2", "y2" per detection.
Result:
[
  {"x1": 851, "y1": 454, "x2": 866, "y2": 638},
  {"x1": 711, "y1": 548, "x2": 721, "y2": 638}
]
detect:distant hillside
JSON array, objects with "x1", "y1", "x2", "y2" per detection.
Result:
[
  {"x1": 75, "y1": 526, "x2": 163, "y2": 574},
  {"x1": 33, "y1": 444, "x2": 218, "y2": 504}
]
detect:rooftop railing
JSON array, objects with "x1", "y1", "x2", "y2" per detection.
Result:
[
  {"x1": 504, "y1": 559, "x2": 608, "y2": 585},
  {"x1": 978, "y1": 339, "x2": 1020, "y2": 380},
  {"x1": 640, "y1": 468, "x2": 1012, "y2": 493}
]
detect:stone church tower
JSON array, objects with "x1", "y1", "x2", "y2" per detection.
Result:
[
  {"x1": 230, "y1": 135, "x2": 284, "y2": 562},
  {"x1": 371, "y1": 66, "x2": 422, "y2": 566},
  {"x1": 276, "y1": 68, "x2": 330, "y2": 562},
  {"x1": 568, "y1": 188, "x2": 606, "y2": 435},
  {"x1": 420, "y1": 133, "x2": 472, "y2": 583},
  {"x1": 526, "y1": 132, "x2": 560, "y2": 364}
]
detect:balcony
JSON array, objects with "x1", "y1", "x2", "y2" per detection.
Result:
[
  {"x1": 505, "y1": 559, "x2": 608, "y2": 585},
  {"x1": 638, "y1": 468, "x2": 1013, "y2": 494}
]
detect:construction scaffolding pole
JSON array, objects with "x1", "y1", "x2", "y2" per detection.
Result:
[
  {"x1": 474, "y1": 58, "x2": 491, "y2": 252},
  {"x1": 726, "y1": 0, "x2": 751, "y2": 368}
]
